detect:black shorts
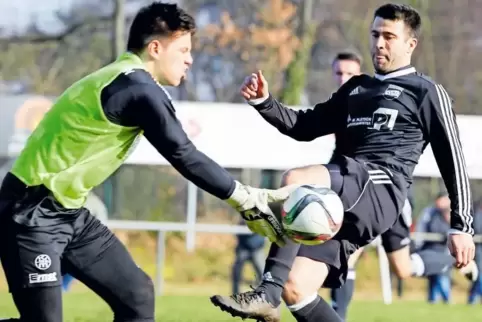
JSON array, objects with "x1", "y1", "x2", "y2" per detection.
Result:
[
  {"x1": 0, "y1": 173, "x2": 155, "y2": 321},
  {"x1": 381, "y1": 198, "x2": 412, "y2": 253},
  {"x1": 0, "y1": 174, "x2": 117, "y2": 291},
  {"x1": 297, "y1": 156, "x2": 406, "y2": 288},
  {"x1": 0, "y1": 173, "x2": 136, "y2": 289}
]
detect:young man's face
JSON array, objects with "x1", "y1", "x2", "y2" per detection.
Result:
[
  {"x1": 149, "y1": 32, "x2": 194, "y2": 86},
  {"x1": 331, "y1": 59, "x2": 361, "y2": 88},
  {"x1": 370, "y1": 16, "x2": 417, "y2": 73}
]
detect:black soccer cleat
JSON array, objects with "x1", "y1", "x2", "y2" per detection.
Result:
[{"x1": 210, "y1": 289, "x2": 281, "y2": 322}]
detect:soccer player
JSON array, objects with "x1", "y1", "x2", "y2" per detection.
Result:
[
  {"x1": 0, "y1": 3, "x2": 294, "y2": 322},
  {"x1": 210, "y1": 4, "x2": 475, "y2": 322},
  {"x1": 329, "y1": 52, "x2": 477, "y2": 320}
]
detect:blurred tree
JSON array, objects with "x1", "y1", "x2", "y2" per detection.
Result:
[
  {"x1": 184, "y1": 0, "x2": 301, "y2": 102},
  {"x1": 113, "y1": 0, "x2": 127, "y2": 60},
  {"x1": 0, "y1": 0, "x2": 139, "y2": 95},
  {"x1": 1, "y1": 0, "x2": 482, "y2": 113},
  {"x1": 306, "y1": 0, "x2": 482, "y2": 114},
  {"x1": 280, "y1": 0, "x2": 316, "y2": 106}
]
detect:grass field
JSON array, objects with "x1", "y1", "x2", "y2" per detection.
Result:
[
  {"x1": 0, "y1": 235, "x2": 478, "y2": 321},
  {"x1": 0, "y1": 291, "x2": 481, "y2": 322}
]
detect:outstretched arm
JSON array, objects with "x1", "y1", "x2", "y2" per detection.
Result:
[
  {"x1": 128, "y1": 84, "x2": 236, "y2": 199},
  {"x1": 248, "y1": 94, "x2": 346, "y2": 142},
  {"x1": 242, "y1": 70, "x2": 352, "y2": 142},
  {"x1": 101, "y1": 69, "x2": 302, "y2": 247}
]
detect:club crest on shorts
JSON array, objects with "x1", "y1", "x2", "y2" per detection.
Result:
[
  {"x1": 383, "y1": 84, "x2": 404, "y2": 100},
  {"x1": 34, "y1": 254, "x2": 52, "y2": 270}
]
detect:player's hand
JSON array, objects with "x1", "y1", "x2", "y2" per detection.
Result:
[
  {"x1": 448, "y1": 232, "x2": 475, "y2": 268},
  {"x1": 227, "y1": 181, "x2": 299, "y2": 246},
  {"x1": 240, "y1": 70, "x2": 269, "y2": 101}
]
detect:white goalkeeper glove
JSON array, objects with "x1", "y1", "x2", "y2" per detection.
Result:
[{"x1": 226, "y1": 181, "x2": 299, "y2": 246}]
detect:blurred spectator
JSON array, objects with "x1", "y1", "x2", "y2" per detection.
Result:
[
  {"x1": 231, "y1": 219, "x2": 266, "y2": 294},
  {"x1": 417, "y1": 192, "x2": 452, "y2": 303},
  {"x1": 468, "y1": 200, "x2": 482, "y2": 304},
  {"x1": 414, "y1": 192, "x2": 450, "y2": 248}
]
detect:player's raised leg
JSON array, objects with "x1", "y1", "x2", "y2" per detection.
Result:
[
  {"x1": 281, "y1": 158, "x2": 404, "y2": 322},
  {"x1": 258, "y1": 165, "x2": 333, "y2": 301},
  {"x1": 211, "y1": 157, "x2": 405, "y2": 322},
  {"x1": 211, "y1": 164, "x2": 332, "y2": 322}
]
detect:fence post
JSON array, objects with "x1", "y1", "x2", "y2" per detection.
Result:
[
  {"x1": 377, "y1": 239, "x2": 393, "y2": 304},
  {"x1": 186, "y1": 182, "x2": 198, "y2": 252},
  {"x1": 156, "y1": 231, "x2": 166, "y2": 296}
]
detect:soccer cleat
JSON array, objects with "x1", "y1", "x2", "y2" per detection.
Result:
[
  {"x1": 210, "y1": 289, "x2": 281, "y2": 322},
  {"x1": 459, "y1": 259, "x2": 479, "y2": 282}
]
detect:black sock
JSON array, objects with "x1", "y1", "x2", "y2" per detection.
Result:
[
  {"x1": 330, "y1": 269, "x2": 355, "y2": 320},
  {"x1": 256, "y1": 239, "x2": 300, "y2": 306},
  {"x1": 290, "y1": 295, "x2": 343, "y2": 322},
  {"x1": 411, "y1": 249, "x2": 454, "y2": 277}
]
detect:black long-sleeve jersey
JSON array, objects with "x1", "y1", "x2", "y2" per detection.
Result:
[
  {"x1": 100, "y1": 69, "x2": 235, "y2": 199},
  {"x1": 251, "y1": 66, "x2": 473, "y2": 234}
]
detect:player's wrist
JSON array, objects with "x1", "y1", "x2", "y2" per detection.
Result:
[
  {"x1": 226, "y1": 181, "x2": 249, "y2": 208},
  {"x1": 247, "y1": 94, "x2": 270, "y2": 106},
  {"x1": 447, "y1": 228, "x2": 473, "y2": 236}
]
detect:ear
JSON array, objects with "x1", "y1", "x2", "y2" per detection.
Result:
[
  {"x1": 408, "y1": 37, "x2": 418, "y2": 54},
  {"x1": 146, "y1": 39, "x2": 163, "y2": 58}
]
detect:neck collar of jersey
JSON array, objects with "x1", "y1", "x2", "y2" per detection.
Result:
[
  {"x1": 117, "y1": 51, "x2": 144, "y2": 65},
  {"x1": 374, "y1": 66, "x2": 416, "y2": 81}
]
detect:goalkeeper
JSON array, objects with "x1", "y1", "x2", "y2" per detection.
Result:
[{"x1": 0, "y1": 2, "x2": 291, "y2": 322}]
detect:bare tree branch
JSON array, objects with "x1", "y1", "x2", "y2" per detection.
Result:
[{"x1": 0, "y1": 16, "x2": 113, "y2": 44}]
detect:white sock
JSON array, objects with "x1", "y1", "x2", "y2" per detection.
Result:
[
  {"x1": 287, "y1": 293, "x2": 318, "y2": 312},
  {"x1": 347, "y1": 269, "x2": 356, "y2": 280},
  {"x1": 410, "y1": 253, "x2": 425, "y2": 277}
]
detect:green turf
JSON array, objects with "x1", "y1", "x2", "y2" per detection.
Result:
[{"x1": 0, "y1": 292, "x2": 481, "y2": 321}]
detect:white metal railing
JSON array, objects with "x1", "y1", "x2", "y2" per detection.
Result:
[{"x1": 106, "y1": 220, "x2": 482, "y2": 301}]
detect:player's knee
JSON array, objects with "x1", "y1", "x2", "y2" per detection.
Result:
[
  {"x1": 282, "y1": 257, "x2": 328, "y2": 306},
  {"x1": 389, "y1": 257, "x2": 412, "y2": 279},
  {"x1": 282, "y1": 275, "x2": 306, "y2": 306},
  {"x1": 281, "y1": 165, "x2": 330, "y2": 187},
  {"x1": 387, "y1": 247, "x2": 412, "y2": 279},
  {"x1": 115, "y1": 271, "x2": 155, "y2": 321},
  {"x1": 392, "y1": 264, "x2": 412, "y2": 279},
  {"x1": 131, "y1": 273, "x2": 155, "y2": 318}
]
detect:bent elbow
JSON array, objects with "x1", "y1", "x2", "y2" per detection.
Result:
[{"x1": 281, "y1": 129, "x2": 316, "y2": 142}]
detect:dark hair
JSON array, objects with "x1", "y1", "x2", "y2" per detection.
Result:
[
  {"x1": 374, "y1": 3, "x2": 421, "y2": 38},
  {"x1": 332, "y1": 52, "x2": 362, "y2": 66},
  {"x1": 127, "y1": 2, "x2": 196, "y2": 53},
  {"x1": 436, "y1": 191, "x2": 448, "y2": 199}
]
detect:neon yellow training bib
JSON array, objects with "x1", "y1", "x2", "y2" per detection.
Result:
[{"x1": 12, "y1": 52, "x2": 146, "y2": 209}]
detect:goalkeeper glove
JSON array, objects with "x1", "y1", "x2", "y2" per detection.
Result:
[{"x1": 226, "y1": 181, "x2": 298, "y2": 246}]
